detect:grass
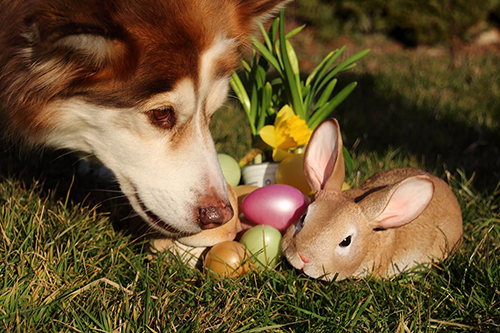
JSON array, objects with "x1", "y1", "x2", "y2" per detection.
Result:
[{"x1": 1, "y1": 36, "x2": 500, "y2": 331}]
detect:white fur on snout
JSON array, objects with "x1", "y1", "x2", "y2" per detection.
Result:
[{"x1": 40, "y1": 37, "x2": 235, "y2": 235}]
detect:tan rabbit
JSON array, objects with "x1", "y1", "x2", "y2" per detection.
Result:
[
  {"x1": 282, "y1": 119, "x2": 463, "y2": 281},
  {"x1": 151, "y1": 183, "x2": 242, "y2": 268}
]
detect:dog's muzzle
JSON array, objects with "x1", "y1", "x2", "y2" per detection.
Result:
[{"x1": 197, "y1": 203, "x2": 234, "y2": 230}]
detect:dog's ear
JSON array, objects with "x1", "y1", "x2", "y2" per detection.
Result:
[
  {"x1": 232, "y1": 0, "x2": 292, "y2": 36},
  {"x1": 26, "y1": 13, "x2": 137, "y2": 82}
]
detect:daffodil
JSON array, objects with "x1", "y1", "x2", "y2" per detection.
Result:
[{"x1": 259, "y1": 105, "x2": 312, "y2": 162}]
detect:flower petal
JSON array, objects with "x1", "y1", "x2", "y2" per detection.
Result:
[
  {"x1": 275, "y1": 105, "x2": 295, "y2": 126},
  {"x1": 272, "y1": 148, "x2": 294, "y2": 162},
  {"x1": 259, "y1": 125, "x2": 277, "y2": 148}
]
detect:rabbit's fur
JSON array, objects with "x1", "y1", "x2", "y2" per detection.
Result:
[
  {"x1": 151, "y1": 184, "x2": 242, "y2": 268},
  {"x1": 282, "y1": 119, "x2": 463, "y2": 281}
]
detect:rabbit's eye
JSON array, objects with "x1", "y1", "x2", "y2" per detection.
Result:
[
  {"x1": 299, "y1": 214, "x2": 306, "y2": 226},
  {"x1": 339, "y1": 236, "x2": 352, "y2": 247},
  {"x1": 294, "y1": 214, "x2": 306, "y2": 237}
]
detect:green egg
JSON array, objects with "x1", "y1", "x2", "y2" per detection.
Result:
[
  {"x1": 239, "y1": 225, "x2": 282, "y2": 269},
  {"x1": 217, "y1": 153, "x2": 241, "y2": 188}
]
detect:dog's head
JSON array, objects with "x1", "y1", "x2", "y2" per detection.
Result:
[{"x1": 0, "y1": 0, "x2": 290, "y2": 236}]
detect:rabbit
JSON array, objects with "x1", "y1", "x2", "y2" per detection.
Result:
[
  {"x1": 151, "y1": 183, "x2": 242, "y2": 268},
  {"x1": 282, "y1": 118, "x2": 463, "y2": 281}
]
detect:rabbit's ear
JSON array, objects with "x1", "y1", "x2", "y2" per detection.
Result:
[
  {"x1": 304, "y1": 118, "x2": 345, "y2": 192},
  {"x1": 360, "y1": 176, "x2": 434, "y2": 229}
]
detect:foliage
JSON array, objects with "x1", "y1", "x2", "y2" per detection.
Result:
[
  {"x1": 291, "y1": 0, "x2": 499, "y2": 45},
  {"x1": 230, "y1": 11, "x2": 369, "y2": 137}
]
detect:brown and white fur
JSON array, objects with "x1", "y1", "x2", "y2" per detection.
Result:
[
  {"x1": 0, "y1": 0, "x2": 289, "y2": 237},
  {"x1": 151, "y1": 183, "x2": 242, "y2": 268}
]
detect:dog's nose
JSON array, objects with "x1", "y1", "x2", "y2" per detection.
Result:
[{"x1": 197, "y1": 204, "x2": 234, "y2": 230}]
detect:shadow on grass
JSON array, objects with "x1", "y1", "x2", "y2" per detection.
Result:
[
  {"x1": 334, "y1": 71, "x2": 500, "y2": 193},
  {"x1": 0, "y1": 143, "x2": 151, "y2": 236}
]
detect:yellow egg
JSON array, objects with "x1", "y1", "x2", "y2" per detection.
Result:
[
  {"x1": 203, "y1": 241, "x2": 252, "y2": 279},
  {"x1": 276, "y1": 154, "x2": 312, "y2": 195}
]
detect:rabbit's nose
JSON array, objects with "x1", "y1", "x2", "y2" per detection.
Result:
[{"x1": 299, "y1": 253, "x2": 309, "y2": 264}]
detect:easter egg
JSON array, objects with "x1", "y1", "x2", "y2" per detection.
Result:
[
  {"x1": 217, "y1": 154, "x2": 241, "y2": 188},
  {"x1": 203, "y1": 241, "x2": 252, "y2": 279},
  {"x1": 234, "y1": 185, "x2": 260, "y2": 208},
  {"x1": 239, "y1": 225, "x2": 282, "y2": 269},
  {"x1": 241, "y1": 184, "x2": 308, "y2": 233},
  {"x1": 276, "y1": 154, "x2": 312, "y2": 195}
]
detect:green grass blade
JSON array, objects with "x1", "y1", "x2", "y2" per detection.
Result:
[
  {"x1": 350, "y1": 295, "x2": 373, "y2": 328},
  {"x1": 343, "y1": 146, "x2": 354, "y2": 175}
]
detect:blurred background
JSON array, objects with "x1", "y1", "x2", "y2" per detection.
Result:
[{"x1": 213, "y1": 0, "x2": 500, "y2": 193}]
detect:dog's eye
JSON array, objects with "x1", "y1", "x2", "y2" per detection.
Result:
[
  {"x1": 339, "y1": 236, "x2": 352, "y2": 247},
  {"x1": 149, "y1": 106, "x2": 176, "y2": 129}
]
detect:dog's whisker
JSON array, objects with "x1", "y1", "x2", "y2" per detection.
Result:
[
  {"x1": 93, "y1": 188, "x2": 125, "y2": 193},
  {"x1": 51, "y1": 150, "x2": 79, "y2": 162}
]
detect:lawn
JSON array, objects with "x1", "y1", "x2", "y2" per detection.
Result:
[{"x1": 1, "y1": 34, "x2": 499, "y2": 331}]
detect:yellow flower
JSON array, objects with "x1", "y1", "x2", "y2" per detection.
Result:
[{"x1": 259, "y1": 105, "x2": 312, "y2": 162}]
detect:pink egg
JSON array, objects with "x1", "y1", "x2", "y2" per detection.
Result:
[{"x1": 241, "y1": 184, "x2": 308, "y2": 233}]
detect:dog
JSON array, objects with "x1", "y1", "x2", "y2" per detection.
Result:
[{"x1": 0, "y1": 0, "x2": 289, "y2": 237}]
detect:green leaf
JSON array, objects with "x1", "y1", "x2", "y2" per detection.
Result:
[
  {"x1": 269, "y1": 18, "x2": 279, "y2": 47},
  {"x1": 258, "y1": 82, "x2": 272, "y2": 131},
  {"x1": 230, "y1": 73, "x2": 250, "y2": 114},
  {"x1": 306, "y1": 47, "x2": 345, "y2": 87},
  {"x1": 286, "y1": 40, "x2": 299, "y2": 75},
  {"x1": 274, "y1": 39, "x2": 283, "y2": 69},
  {"x1": 285, "y1": 24, "x2": 306, "y2": 39},
  {"x1": 270, "y1": 77, "x2": 283, "y2": 86},
  {"x1": 307, "y1": 82, "x2": 358, "y2": 129},
  {"x1": 254, "y1": 65, "x2": 267, "y2": 89},
  {"x1": 302, "y1": 85, "x2": 311, "y2": 99},
  {"x1": 279, "y1": 10, "x2": 304, "y2": 119},
  {"x1": 250, "y1": 84, "x2": 258, "y2": 130},
  {"x1": 242, "y1": 59, "x2": 252, "y2": 73},
  {"x1": 316, "y1": 49, "x2": 370, "y2": 92},
  {"x1": 305, "y1": 47, "x2": 345, "y2": 111},
  {"x1": 314, "y1": 78, "x2": 337, "y2": 110},
  {"x1": 258, "y1": 22, "x2": 273, "y2": 51},
  {"x1": 251, "y1": 37, "x2": 282, "y2": 76}
]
